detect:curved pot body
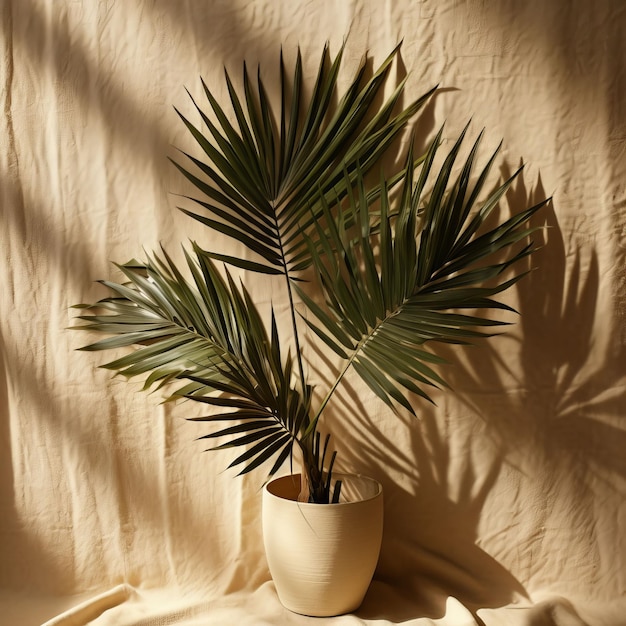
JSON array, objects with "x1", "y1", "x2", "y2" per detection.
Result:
[{"x1": 262, "y1": 473, "x2": 383, "y2": 617}]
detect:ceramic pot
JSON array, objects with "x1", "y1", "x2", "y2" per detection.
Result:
[{"x1": 262, "y1": 473, "x2": 383, "y2": 616}]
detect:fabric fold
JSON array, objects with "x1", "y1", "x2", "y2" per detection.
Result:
[{"x1": 41, "y1": 585, "x2": 134, "y2": 626}]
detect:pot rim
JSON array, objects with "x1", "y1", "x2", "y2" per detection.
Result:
[{"x1": 264, "y1": 472, "x2": 383, "y2": 506}]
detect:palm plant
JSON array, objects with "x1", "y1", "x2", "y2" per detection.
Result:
[{"x1": 74, "y1": 44, "x2": 547, "y2": 503}]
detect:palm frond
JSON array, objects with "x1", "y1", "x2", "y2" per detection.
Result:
[
  {"x1": 301, "y1": 129, "x2": 549, "y2": 414},
  {"x1": 171, "y1": 43, "x2": 435, "y2": 280},
  {"x1": 73, "y1": 246, "x2": 312, "y2": 477}
]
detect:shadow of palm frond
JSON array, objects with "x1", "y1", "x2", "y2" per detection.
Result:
[
  {"x1": 320, "y1": 378, "x2": 528, "y2": 622},
  {"x1": 440, "y1": 170, "x2": 626, "y2": 488}
]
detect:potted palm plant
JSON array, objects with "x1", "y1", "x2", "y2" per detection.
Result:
[{"x1": 74, "y1": 43, "x2": 546, "y2": 616}]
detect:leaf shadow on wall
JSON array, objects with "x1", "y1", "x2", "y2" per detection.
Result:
[
  {"x1": 439, "y1": 168, "x2": 626, "y2": 493},
  {"x1": 411, "y1": 168, "x2": 624, "y2": 621},
  {"x1": 314, "y1": 344, "x2": 526, "y2": 620},
  {"x1": 419, "y1": 173, "x2": 619, "y2": 620},
  {"x1": 335, "y1": 394, "x2": 529, "y2": 622}
]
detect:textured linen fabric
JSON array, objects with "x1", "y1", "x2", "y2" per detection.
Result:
[{"x1": 1, "y1": 1, "x2": 625, "y2": 624}]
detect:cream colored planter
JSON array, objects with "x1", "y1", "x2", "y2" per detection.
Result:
[{"x1": 262, "y1": 473, "x2": 383, "y2": 617}]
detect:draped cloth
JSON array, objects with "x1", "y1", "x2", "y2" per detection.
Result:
[{"x1": 1, "y1": 1, "x2": 625, "y2": 624}]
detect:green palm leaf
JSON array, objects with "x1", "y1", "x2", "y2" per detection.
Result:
[
  {"x1": 301, "y1": 129, "x2": 549, "y2": 414},
  {"x1": 74, "y1": 246, "x2": 312, "y2": 477},
  {"x1": 171, "y1": 43, "x2": 435, "y2": 280}
]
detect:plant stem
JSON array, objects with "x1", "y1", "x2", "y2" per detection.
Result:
[
  {"x1": 306, "y1": 305, "x2": 402, "y2": 437},
  {"x1": 305, "y1": 342, "x2": 360, "y2": 438},
  {"x1": 285, "y1": 273, "x2": 307, "y2": 402},
  {"x1": 271, "y1": 203, "x2": 308, "y2": 422}
]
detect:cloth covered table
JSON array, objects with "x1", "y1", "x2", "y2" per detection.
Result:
[{"x1": 1, "y1": 1, "x2": 625, "y2": 624}]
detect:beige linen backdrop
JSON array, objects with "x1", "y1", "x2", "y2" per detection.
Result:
[{"x1": 1, "y1": 1, "x2": 625, "y2": 625}]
